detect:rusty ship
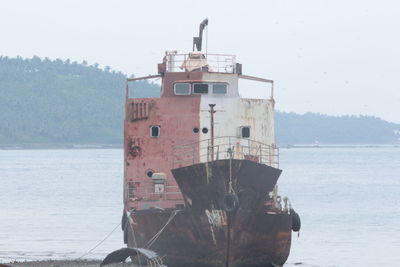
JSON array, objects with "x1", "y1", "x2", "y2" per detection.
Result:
[{"x1": 116, "y1": 19, "x2": 301, "y2": 267}]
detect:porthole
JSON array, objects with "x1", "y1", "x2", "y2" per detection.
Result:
[
  {"x1": 146, "y1": 169, "x2": 154, "y2": 178},
  {"x1": 202, "y1": 127, "x2": 208, "y2": 134}
]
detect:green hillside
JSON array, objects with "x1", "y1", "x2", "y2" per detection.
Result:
[
  {"x1": 0, "y1": 56, "x2": 158, "y2": 144},
  {"x1": 0, "y1": 56, "x2": 398, "y2": 145},
  {"x1": 275, "y1": 112, "x2": 400, "y2": 145}
]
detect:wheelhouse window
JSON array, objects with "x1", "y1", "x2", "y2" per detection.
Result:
[
  {"x1": 239, "y1": 126, "x2": 250, "y2": 138},
  {"x1": 193, "y1": 83, "x2": 209, "y2": 94},
  {"x1": 150, "y1": 125, "x2": 160, "y2": 138},
  {"x1": 213, "y1": 84, "x2": 228, "y2": 94},
  {"x1": 174, "y1": 83, "x2": 191, "y2": 95}
]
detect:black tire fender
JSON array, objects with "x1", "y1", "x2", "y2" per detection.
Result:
[
  {"x1": 290, "y1": 208, "x2": 301, "y2": 232},
  {"x1": 121, "y1": 210, "x2": 127, "y2": 231},
  {"x1": 123, "y1": 224, "x2": 128, "y2": 244}
]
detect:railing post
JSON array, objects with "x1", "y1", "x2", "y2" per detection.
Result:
[
  {"x1": 217, "y1": 55, "x2": 220, "y2": 72},
  {"x1": 277, "y1": 147, "x2": 280, "y2": 168},
  {"x1": 228, "y1": 136, "x2": 231, "y2": 160},
  {"x1": 209, "y1": 104, "x2": 216, "y2": 161},
  {"x1": 269, "y1": 145, "x2": 272, "y2": 166}
]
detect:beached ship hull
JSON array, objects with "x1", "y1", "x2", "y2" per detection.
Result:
[
  {"x1": 126, "y1": 159, "x2": 291, "y2": 267},
  {"x1": 116, "y1": 20, "x2": 301, "y2": 267}
]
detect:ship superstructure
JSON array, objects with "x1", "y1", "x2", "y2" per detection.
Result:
[{"x1": 125, "y1": 51, "x2": 277, "y2": 210}]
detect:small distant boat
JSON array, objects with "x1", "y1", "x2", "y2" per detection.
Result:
[
  {"x1": 119, "y1": 19, "x2": 301, "y2": 267},
  {"x1": 313, "y1": 139, "x2": 320, "y2": 147}
]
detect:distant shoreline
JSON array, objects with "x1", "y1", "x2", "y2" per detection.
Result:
[
  {"x1": 280, "y1": 144, "x2": 399, "y2": 148},
  {"x1": 0, "y1": 144, "x2": 123, "y2": 150},
  {"x1": 0, "y1": 143, "x2": 398, "y2": 150}
]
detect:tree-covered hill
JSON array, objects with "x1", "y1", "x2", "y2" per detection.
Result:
[
  {"x1": 0, "y1": 56, "x2": 159, "y2": 144},
  {"x1": 275, "y1": 112, "x2": 400, "y2": 145},
  {"x1": 0, "y1": 56, "x2": 399, "y2": 145}
]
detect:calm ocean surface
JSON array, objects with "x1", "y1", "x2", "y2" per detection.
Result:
[{"x1": 0, "y1": 148, "x2": 399, "y2": 266}]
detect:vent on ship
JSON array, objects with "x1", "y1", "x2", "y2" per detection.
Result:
[{"x1": 131, "y1": 102, "x2": 149, "y2": 121}]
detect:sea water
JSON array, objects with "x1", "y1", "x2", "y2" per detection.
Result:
[{"x1": 0, "y1": 148, "x2": 399, "y2": 266}]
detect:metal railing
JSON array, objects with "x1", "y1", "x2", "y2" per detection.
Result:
[
  {"x1": 173, "y1": 136, "x2": 279, "y2": 168},
  {"x1": 165, "y1": 53, "x2": 237, "y2": 73}
]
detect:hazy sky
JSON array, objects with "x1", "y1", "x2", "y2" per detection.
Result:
[{"x1": 2, "y1": 0, "x2": 399, "y2": 123}]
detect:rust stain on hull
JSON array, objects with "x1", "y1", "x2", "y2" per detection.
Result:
[
  {"x1": 126, "y1": 160, "x2": 291, "y2": 267},
  {"x1": 121, "y1": 20, "x2": 300, "y2": 266}
]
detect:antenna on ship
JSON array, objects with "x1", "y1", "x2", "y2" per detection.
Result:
[
  {"x1": 193, "y1": 18, "x2": 208, "y2": 52},
  {"x1": 209, "y1": 104, "x2": 216, "y2": 161}
]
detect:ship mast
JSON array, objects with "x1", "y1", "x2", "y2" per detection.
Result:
[{"x1": 209, "y1": 104, "x2": 216, "y2": 161}]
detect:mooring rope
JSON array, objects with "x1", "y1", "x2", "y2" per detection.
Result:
[
  {"x1": 145, "y1": 210, "x2": 180, "y2": 248},
  {"x1": 126, "y1": 209, "x2": 143, "y2": 267},
  {"x1": 77, "y1": 222, "x2": 121, "y2": 259}
]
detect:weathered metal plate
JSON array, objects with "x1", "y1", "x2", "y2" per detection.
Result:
[{"x1": 127, "y1": 160, "x2": 289, "y2": 267}]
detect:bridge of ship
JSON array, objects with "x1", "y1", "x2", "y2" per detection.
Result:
[{"x1": 124, "y1": 51, "x2": 277, "y2": 210}]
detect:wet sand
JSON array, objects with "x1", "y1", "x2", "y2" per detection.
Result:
[{"x1": 3, "y1": 260, "x2": 135, "y2": 267}]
